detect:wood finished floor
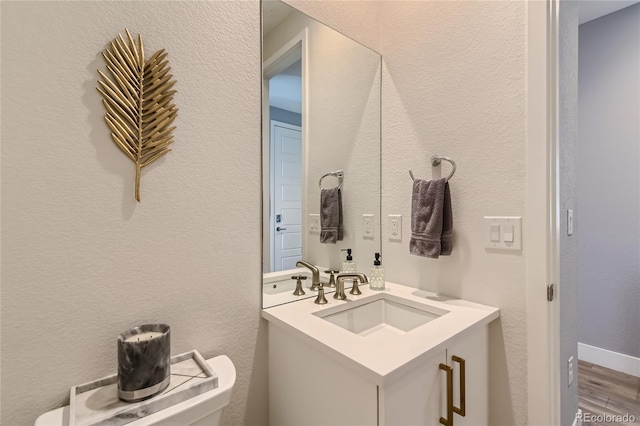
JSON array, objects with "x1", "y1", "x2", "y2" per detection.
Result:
[{"x1": 579, "y1": 360, "x2": 640, "y2": 425}]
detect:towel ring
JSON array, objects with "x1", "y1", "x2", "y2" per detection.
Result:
[
  {"x1": 409, "y1": 155, "x2": 456, "y2": 181},
  {"x1": 319, "y1": 170, "x2": 344, "y2": 190}
]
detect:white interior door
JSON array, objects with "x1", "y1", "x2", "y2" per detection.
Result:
[{"x1": 271, "y1": 121, "x2": 302, "y2": 271}]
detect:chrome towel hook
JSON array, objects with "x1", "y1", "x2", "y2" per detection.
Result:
[
  {"x1": 409, "y1": 155, "x2": 456, "y2": 181},
  {"x1": 319, "y1": 170, "x2": 344, "y2": 190}
]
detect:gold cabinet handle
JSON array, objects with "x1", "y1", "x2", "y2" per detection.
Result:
[
  {"x1": 439, "y1": 363, "x2": 454, "y2": 426},
  {"x1": 452, "y1": 355, "x2": 466, "y2": 417}
]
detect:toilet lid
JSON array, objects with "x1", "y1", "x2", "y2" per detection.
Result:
[{"x1": 35, "y1": 356, "x2": 236, "y2": 426}]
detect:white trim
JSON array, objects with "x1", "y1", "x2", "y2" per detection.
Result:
[
  {"x1": 526, "y1": 0, "x2": 559, "y2": 424},
  {"x1": 578, "y1": 343, "x2": 640, "y2": 378},
  {"x1": 549, "y1": 1, "x2": 562, "y2": 425},
  {"x1": 263, "y1": 30, "x2": 305, "y2": 79},
  {"x1": 573, "y1": 409, "x2": 583, "y2": 426},
  {"x1": 262, "y1": 28, "x2": 308, "y2": 274},
  {"x1": 300, "y1": 31, "x2": 308, "y2": 261}
]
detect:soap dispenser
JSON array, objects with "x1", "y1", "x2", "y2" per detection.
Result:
[
  {"x1": 341, "y1": 248, "x2": 356, "y2": 288},
  {"x1": 341, "y1": 248, "x2": 356, "y2": 273},
  {"x1": 370, "y1": 252, "x2": 385, "y2": 291}
]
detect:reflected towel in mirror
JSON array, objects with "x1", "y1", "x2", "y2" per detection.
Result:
[{"x1": 320, "y1": 188, "x2": 344, "y2": 244}]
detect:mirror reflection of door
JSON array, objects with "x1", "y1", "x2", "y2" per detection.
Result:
[
  {"x1": 271, "y1": 121, "x2": 301, "y2": 270},
  {"x1": 268, "y1": 59, "x2": 302, "y2": 271}
]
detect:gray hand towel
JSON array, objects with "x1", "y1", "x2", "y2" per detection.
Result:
[
  {"x1": 410, "y1": 178, "x2": 453, "y2": 258},
  {"x1": 440, "y1": 182, "x2": 453, "y2": 255},
  {"x1": 320, "y1": 188, "x2": 344, "y2": 244}
]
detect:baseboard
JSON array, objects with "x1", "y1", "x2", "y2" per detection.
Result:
[
  {"x1": 578, "y1": 342, "x2": 640, "y2": 377},
  {"x1": 573, "y1": 409, "x2": 582, "y2": 426}
]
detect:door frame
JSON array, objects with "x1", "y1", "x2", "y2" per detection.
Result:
[
  {"x1": 526, "y1": 0, "x2": 561, "y2": 424},
  {"x1": 262, "y1": 29, "x2": 308, "y2": 273}
]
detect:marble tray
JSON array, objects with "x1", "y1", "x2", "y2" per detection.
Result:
[{"x1": 69, "y1": 350, "x2": 218, "y2": 426}]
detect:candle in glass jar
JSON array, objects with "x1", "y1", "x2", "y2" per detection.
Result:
[{"x1": 117, "y1": 324, "x2": 170, "y2": 402}]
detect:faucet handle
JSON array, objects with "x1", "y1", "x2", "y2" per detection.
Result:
[
  {"x1": 334, "y1": 278, "x2": 347, "y2": 300},
  {"x1": 291, "y1": 275, "x2": 307, "y2": 296},
  {"x1": 324, "y1": 269, "x2": 340, "y2": 288},
  {"x1": 349, "y1": 278, "x2": 362, "y2": 296},
  {"x1": 314, "y1": 283, "x2": 328, "y2": 305}
]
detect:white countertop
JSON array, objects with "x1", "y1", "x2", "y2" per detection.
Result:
[{"x1": 262, "y1": 281, "x2": 499, "y2": 386}]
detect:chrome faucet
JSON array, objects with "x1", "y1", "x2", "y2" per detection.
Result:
[
  {"x1": 296, "y1": 260, "x2": 321, "y2": 290},
  {"x1": 334, "y1": 273, "x2": 369, "y2": 300}
]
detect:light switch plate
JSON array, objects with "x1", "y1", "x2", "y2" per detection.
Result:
[{"x1": 484, "y1": 216, "x2": 522, "y2": 250}]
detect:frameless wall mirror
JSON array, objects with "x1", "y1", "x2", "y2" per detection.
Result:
[{"x1": 262, "y1": 0, "x2": 382, "y2": 308}]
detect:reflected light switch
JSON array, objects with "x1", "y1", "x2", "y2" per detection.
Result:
[
  {"x1": 504, "y1": 224, "x2": 514, "y2": 242},
  {"x1": 309, "y1": 214, "x2": 320, "y2": 234},
  {"x1": 490, "y1": 224, "x2": 500, "y2": 242}
]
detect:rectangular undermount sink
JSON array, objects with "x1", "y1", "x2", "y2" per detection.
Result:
[{"x1": 313, "y1": 293, "x2": 449, "y2": 337}]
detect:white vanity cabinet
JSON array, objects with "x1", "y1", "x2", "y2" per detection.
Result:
[
  {"x1": 381, "y1": 326, "x2": 487, "y2": 426},
  {"x1": 268, "y1": 323, "x2": 488, "y2": 426},
  {"x1": 269, "y1": 325, "x2": 377, "y2": 426},
  {"x1": 263, "y1": 282, "x2": 498, "y2": 426}
]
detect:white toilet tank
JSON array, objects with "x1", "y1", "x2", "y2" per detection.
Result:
[{"x1": 35, "y1": 355, "x2": 236, "y2": 426}]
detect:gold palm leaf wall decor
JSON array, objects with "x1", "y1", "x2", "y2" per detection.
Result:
[{"x1": 97, "y1": 29, "x2": 178, "y2": 202}]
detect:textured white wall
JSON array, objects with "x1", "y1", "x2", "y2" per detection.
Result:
[
  {"x1": 578, "y1": 4, "x2": 640, "y2": 358},
  {"x1": 1, "y1": 2, "x2": 267, "y2": 425},
  {"x1": 379, "y1": 2, "x2": 528, "y2": 424}
]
